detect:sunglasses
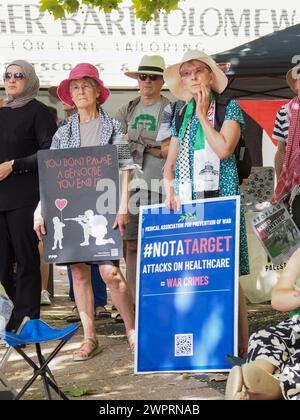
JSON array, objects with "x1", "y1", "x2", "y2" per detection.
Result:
[
  {"x1": 138, "y1": 74, "x2": 160, "y2": 82},
  {"x1": 4, "y1": 72, "x2": 25, "y2": 81}
]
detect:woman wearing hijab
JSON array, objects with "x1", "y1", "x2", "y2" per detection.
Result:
[
  {"x1": 34, "y1": 63, "x2": 136, "y2": 360},
  {"x1": 0, "y1": 60, "x2": 57, "y2": 329},
  {"x1": 163, "y1": 50, "x2": 249, "y2": 358}
]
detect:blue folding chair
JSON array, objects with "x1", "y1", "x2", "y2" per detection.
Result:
[
  {"x1": 0, "y1": 317, "x2": 30, "y2": 400},
  {"x1": 0, "y1": 319, "x2": 79, "y2": 400}
]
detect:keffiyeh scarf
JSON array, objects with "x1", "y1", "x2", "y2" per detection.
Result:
[
  {"x1": 177, "y1": 95, "x2": 220, "y2": 201},
  {"x1": 272, "y1": 96, "x2": 300, "y2": 204}
]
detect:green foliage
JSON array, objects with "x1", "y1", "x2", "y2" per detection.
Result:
[
  {"x1": 132, "y1": 0, "x2": 181, "y2": 21},
  {"x1": 65, "y1": 386, "x2": 99, "y2": 397},
  {"x1": 39, "y1": 0, "x2": 182, "y2": 21}
]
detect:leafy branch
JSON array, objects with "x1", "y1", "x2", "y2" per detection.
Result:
[{"x1": 39, "y1": 0, "x2": 182, "y2": 21}]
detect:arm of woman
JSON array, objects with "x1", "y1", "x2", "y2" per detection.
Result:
[
  {"x1": 164, "y1": 136, "x2": 181, "y2": 211},
  {"x1": 200, "y1": 118, "x2": 241, "y2": 160},
  {"x1": 161, "y1": 138, "x2": 171, "y2": 159},
  {"x1": 111, "y1": 122, "x2": 136, "y2": 236},
  {"x1": 275, "y1": 141, "x2": 286, "y2": 179},
  {"x1": 195, "y1": 87, "x2": 241, "y2": 160},
  {"x1": 271, "y1": 248, "x2": 300, "y2": 312}
]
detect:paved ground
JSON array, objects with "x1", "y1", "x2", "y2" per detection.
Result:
[{"x1": 0, "y1": 266, "x2": 285, "y2": 400}]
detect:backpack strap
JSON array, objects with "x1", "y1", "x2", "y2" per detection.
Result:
[
  {"x1": 214, "y1": 97, "x2": 231, "y2": 131},
  {"x1": 174, "y1": 103, "x2": 188, "y2": 134}
]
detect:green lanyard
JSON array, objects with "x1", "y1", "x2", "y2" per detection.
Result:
[{"x1": 179, "y1": 93, "x2": 214, "y2": 151}]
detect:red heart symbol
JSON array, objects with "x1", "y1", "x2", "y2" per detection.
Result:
[{"x1": 55, "y1": 199, "x2": 68, "y2": 211}]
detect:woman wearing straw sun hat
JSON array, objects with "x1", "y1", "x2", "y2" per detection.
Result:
[
  {"x1": 163, "y1": 50, "x2": 249, "y2": 357},
  {"x1": 272, "y1": 64, "x2": 300, "y2": 229},
  {"x1": 34, "y1": 63, "x2": 136, "y2": 360}
]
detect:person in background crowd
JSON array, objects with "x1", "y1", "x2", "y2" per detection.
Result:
[
  {"x1": 272, "y1": 65, "x2": 300, "y2": 229},
  {"x1": 39, "y1": 241, "x2": 52, "y2": 306},
  {"x1": 115, "y1": 55, "x2": 170, "y2": 310},
  {"x1": 163, "y1": 50, "x2": 250, "y2": 358},
  {"x1": 1, "y1": 82, "x2": 52, "y2": 308},
  {"x1": 226, "y1": 246, "x2": 300, "y2": 400},
  {"x1": 156, "y1": 100, "x2": 186, "y2": 158},
  {"x1": 34, "y1": 64, "x2": 136, "y2": 360},
  {"x1": 0, "y1": 60, "x2": 57, "y2": 329},
  {"x1": 48, "y1": 86, "x2": 76, "y2": 127},
  {"x1": 47, "y1": 105, "x2": 58, "y2": 123}
]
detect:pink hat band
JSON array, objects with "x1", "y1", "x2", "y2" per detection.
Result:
[{"x1": 57, "y1": 63, "x2": 110, "y2": 106}]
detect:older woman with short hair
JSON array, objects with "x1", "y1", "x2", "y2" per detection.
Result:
[
  {"x1": 0, "y1": 60, "x2": 57, "y2": 329},
  {"x1": 34, "y1": 63, "x2": 135, "y2": 360},
  {"x1": 163, "y1": 51, "x2": 250, "y2": 358}
]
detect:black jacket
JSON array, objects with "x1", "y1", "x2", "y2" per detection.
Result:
[{"x1": 0, "y1": 99, "x2": 57, "y2": 211}]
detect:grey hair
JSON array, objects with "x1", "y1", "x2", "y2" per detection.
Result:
[{"x1": 83, "y1": 77, "x2": 100, "y2": 93}]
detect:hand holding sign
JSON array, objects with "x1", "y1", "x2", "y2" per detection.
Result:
[
  {"x1": 38, "y1": 145, "x2": 122, "y2": 264},
  {"x1": 34, "y1": 202, "x2": 46, "y2": 241}
]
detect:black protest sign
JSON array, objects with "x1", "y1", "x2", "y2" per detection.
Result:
[{"x1": 38, "y1": 145, "x2": 122, "y2": 264}]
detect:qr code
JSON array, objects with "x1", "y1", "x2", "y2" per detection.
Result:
[{"x1": 174, "y1": 334, "x2": 193, "y2": 357}]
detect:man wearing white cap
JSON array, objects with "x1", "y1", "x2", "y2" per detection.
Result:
[
  {"x1": 272, "y1": 64, "x2": 300, "y2": 229},
  {"x1": 115, "y1": 55, "x2": 170, "y2": 306}
]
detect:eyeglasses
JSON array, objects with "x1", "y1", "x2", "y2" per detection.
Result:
[
  {"x1": 3, "y1": 72, "x2": 25, "y2": 81},
  {"x1": 138, "y1": 74, "x2": 160, "y2": 82},
  {"x1": 69, "y1": 83, "x2": 93, "y2": 93},
  {"x1": 180, "y1": 66, "x2": 211, "y2": 79}
]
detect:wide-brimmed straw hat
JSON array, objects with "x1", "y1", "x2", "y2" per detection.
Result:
[
  {"x1": 286, "y1": 64, "x2": 300, "y2": 94},
  {"x1": 164, "y1": 50, "x2": 228, "y2": 101},
  {"x1": 57, "y1": 63, "x2": 110, "y2": 106},
  {"x1": 125, "y1": 55, "x2": 166, "y2": 79}
]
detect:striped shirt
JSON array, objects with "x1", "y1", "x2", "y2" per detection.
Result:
[
  {"x1": 156, "y1": 100, "x2": 185, "y2": 142},
  {"x1": 273, "y1": 105, "x2": 289, "y2": 143}
]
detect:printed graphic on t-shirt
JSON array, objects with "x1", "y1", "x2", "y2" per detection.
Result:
[{"x1": 131, "y1": 114, "x2": 157, "y2": 131}]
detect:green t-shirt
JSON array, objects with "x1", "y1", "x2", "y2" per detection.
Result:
[{"x1": 289, "y1": 276, "x2": 300, "y2": 318}]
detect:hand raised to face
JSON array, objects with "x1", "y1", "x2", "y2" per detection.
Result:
[{"x1": 195, "y1": 84, "x2": 210, "y2": 122}]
